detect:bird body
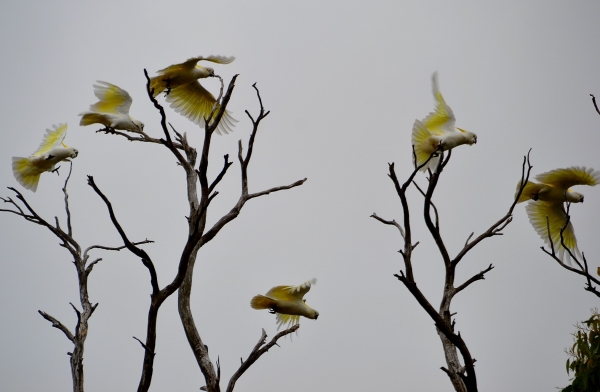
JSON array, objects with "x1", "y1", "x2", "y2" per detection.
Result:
[
  {"x1": 411, "y1": 72, "x2": 477, "y2": 171},
  {"x1": 12, "y1": 124, "x2": 78, "y2": 192},
  {"x1": 251, "y1": 278, "x2": 319, "y2": 330},
  {"x1": 149, "y1": 55, "x2": 237, "y2": 135},
  {"x1": 517, "y1": 166, "x2": 600, "y2": 263},
  {"x1": 79, "y1": 81, "x2": 144, "y2": 133}
]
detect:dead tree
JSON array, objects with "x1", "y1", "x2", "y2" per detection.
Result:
[
  {"x1": 90, "y1": 71, "x2": 306, "y2": 392},
  {"x1": 0, "y1": 164, "x2": 150, "y2": 392},
  {"x1": 372, "y1": 150, "x2": 531, "y2": 392}
]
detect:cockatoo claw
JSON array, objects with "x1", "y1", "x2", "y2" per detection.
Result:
[
  {"x1": 268, "y1": 308, "x2": 276, "y2": 314},
  {"x1": 52, "y1": 165, "x2": 61, "y2": 175}
]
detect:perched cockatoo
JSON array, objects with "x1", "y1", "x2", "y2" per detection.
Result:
[
  {"x1": 79, "y1": 81, "x2": 144, "y2": 133},
  {"x1": 12, "y1": 124, "x2": 78, "y2": 192},
  {"x1": 250, "y1": 278, "x2": 319, "y2": 330},
  {"x1": 411, "y1": 72, "x2": 477, "y2": 171},
  {"x1": 516, "y1": 166, "x2": 600, "y2": 263},
  {"x1": 149, "y1": 55, "x2": 237, "y2": 135}
]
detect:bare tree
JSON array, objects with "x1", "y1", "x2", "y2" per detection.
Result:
[
  {"x1": 88, "y1": 71, "x2": 306, "y2": 392},
  {"x1": 371, "y1": 150, "x2": 531, "y2": 392},
  {"x1": 0, "y1": 164, "x2": 150, "y2": 392}
]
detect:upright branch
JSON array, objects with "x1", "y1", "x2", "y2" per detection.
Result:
[
  {"x1": 0, "y1": 163, "x2": 149, "y2": 392},
  {"x1": 591, "y1": 94, "x2": 600, "y2": 116},
  {"x1": 371, "y1": 151, "x2": 532, "y2": 392},
  {"x1": 177, "y1": 81, "x2": 306, "y2": 392}
]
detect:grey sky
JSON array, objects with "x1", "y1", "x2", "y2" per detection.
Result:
[{"x1": 1, "y1": 1, "x2": 599, "y2": 391}]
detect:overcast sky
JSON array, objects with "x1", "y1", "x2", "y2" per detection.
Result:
[{"x1": 1, "y1": 1, "x2": 600, "y2": 391}]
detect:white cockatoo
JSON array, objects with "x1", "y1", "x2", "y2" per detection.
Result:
[
  {"x1": 516, "y1": 166, "x2": 600, "y2": 263},
  {"x1": 12, "y1": 124, "x2": 78, "y2": 192},
  {"x1": 250, "y1": 278, "x2": 319, "y2": 330},
  {"x1": 79, "y1": 81, "x2": 144, "y2": 133},
  {"x1": 149, "y1": 55, "x2": 237, "y2": 135},
  {"x1": 411, "y1": 72, "x2": 477, "y2": 171}
]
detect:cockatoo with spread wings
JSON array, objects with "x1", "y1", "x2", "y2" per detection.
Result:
[
  {"x1": 411, "y1": 72, "x2": 477, "y2": 171},
  {"x1": 516, "y1": 166, "x2": 600, "y2": 263},
  {"x1": 149, "y1": 55, "x2": 237, "y2": 135},
  {"x1": 79, "y1": 81, "x2": 144, "y2": 133},
  {"x1": 12, "y1": 124, "x2": 78, "y2": 192},
  {"x1": 251, "y1": 278, "x2": 319, "y2": 330}
]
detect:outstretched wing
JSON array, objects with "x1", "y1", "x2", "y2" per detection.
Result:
[
  {"x1": 422, "y1": 72, "x2": 456, "y2": 135},
  {"x1": 89, "y1": 81, "x2": 133, "y2": 115},
  {"x1": 166, "y1": 81, "x2": 236, "y2": 135},
  {"x1": 535, "y1": 166, "x2": 600, "y2": 189},
  {"x1": 200, "y1": 55, "x2": 236, "y2": 64},
  {"x1": 32, "y1": 123, "x2": 68, "y2": 157},
  {"x1": 156, "y1": 55, "x2": 234, "y2": 75},
  {"x1": 265, "y1": 278, "x2": 317, "y2": 301},
  {"x1": 525, "y1": 200, "x2": 581, "y2": 262}
]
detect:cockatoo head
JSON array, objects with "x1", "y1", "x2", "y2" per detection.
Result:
[
  {"x1": 457, "y1": 128, "x2": 477, "y2": 145},
  {"x1": 195, "y1": 66, "x2": 215, "y2": 78},
  {"x1": 132, "y1": 119, "x2": 145, "y2": 132},
  {"x1": 565, "y1": 189, "x2": 584, "y2": 203}
]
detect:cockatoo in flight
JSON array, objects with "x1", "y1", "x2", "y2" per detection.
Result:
[
  {"x1": 251, "y1": 278, "x2": 319, "y2": 330},
  {"x1": 12, "y1": 123, "x2": 78, "y2": 192},
  {"x1": 79, "y1": 81, "x2": 144, "y2": 133},
  {"x1": 149, "y1": 55, "x2": 237, "y2": 135},
  {"x1": 516, "y1": 166, "x2": 600, "y2": 263},
  {"x1": 411, "y1": 72, "x2": 477, "y2": 171}
]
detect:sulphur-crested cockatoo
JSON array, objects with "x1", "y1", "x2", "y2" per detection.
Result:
[
  {"x1": 411, "y1": 72, "x2": 477, "y2": 171},
  {"x1": 250, "y1": 278, "x2": 319, "y2": 330},
  {"x1": 149, "y1": 55, "x2": 237, "y2": 135},
  {"x1": 12, "y1": 124, "x2": 78, "y2": 192},
  {"x1": 516, "y1": 166, "x2": 600, "y2": 263},
  {"x1": 79, "y1": 81, "x2": 144, "y2": 133}
]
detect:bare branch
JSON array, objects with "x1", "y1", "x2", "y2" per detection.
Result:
[
  {"x1": 454, "y1": 264, "x2": 495, "y2": 296},
  {"x1": 38, "y1": 310, "x2": 75, "y2": 343},
  {"x1": 591, "y1": 94, "x2": 600, "y2": 116},
  {"x1": 226, "y1": 325, "x2": 299, "y2": 392},
  {"x1": 62, "y1": 162, "x2": 74, "y2": 237},
  {"x1": 247, "y1": 179, "x2": 307, "y2": 200},
  {"x1": 87, "y1": 176, "x2": 160, "y2": 294},
  {"x1": 453, "y1": 150, "x2": 532, "y2": 266},
  {"x1": 133, "y1": 336, "x2": 156, "y2": 357},
  {"x1": 207, "y1": 154, "x2": 233, "y2": 194},
  {"x1": 370, "y1": 213, "x2": 406, "y2": 239}
]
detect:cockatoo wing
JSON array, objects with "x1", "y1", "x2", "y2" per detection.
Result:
[
  {"x1": 422, "y1": 72, "x2": 456, "y2": 135},
  {"x1": 265, "y1": 278, "x2": 317, "y2": 301},
  {"x1": 156, "y1": 56, "x2": 235, "y2": 75},
  {"x1": 276, "y1": 313, "x2": 300, "y2": 330},
  {"x1": 200, "y1": 55, "x2": 236, "y2": 64},
  {"x1": 166, "y1": 81, "x2": 237, "y2": 135},
  {"x1": 535, "y1": 167, "x2": 600, "y2": 189},
  {"x1": 526, "y1": 200, "x2": 581, "y2": 262},
  {"x1": 88, "y1": 81, "x2": 133, "y2": 115},
  {"x1": 411, "y1": 119, "x2": 440, "y2": 171},
  {"x1": 32, "y1": 124, "x2": 68, "y2": 157},
  {"x1": 12, "y1": 157, "x2": 41, "y2": 192}
]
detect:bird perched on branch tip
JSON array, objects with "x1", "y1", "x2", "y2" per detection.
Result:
[
  {"x1": 411, "y1": 72, "x2": 477, "y2": 172},
  {"x1": 149, "y1": 55, "x2": 237, "y2": 135},
  {"x1": 79, "y1": 81, "x2": 144, "y2": 133}
]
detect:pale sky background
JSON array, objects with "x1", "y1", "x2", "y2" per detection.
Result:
[{"x1": 1, "y1": 1, "x2": 599, "y2": 391}]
